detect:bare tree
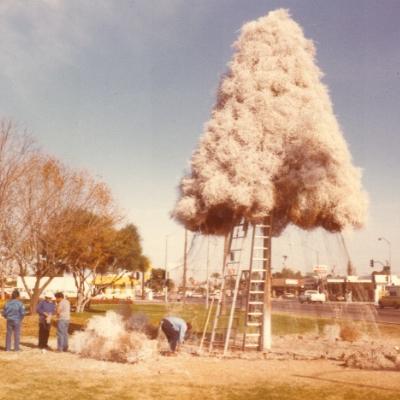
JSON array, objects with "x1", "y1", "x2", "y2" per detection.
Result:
[{"x1": 0, "y1": 121, "x2": 34, "y2": 299}]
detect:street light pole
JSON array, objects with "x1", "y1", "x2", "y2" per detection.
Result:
[{"x1": 378, "y1": 237, "x2": 391, "y2": 268}]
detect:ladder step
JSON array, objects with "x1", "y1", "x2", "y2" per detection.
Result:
[
  {"x1": 244, "y1": 343, "x2": 260, "y2": 348},
  {"x1": 227, "y1": 261, "x2": 240, "y2": 264},
  {"x1": 251, "y1": 269, "x2": 267, "y2": 272},
  {"x1": 248, "y1": 312, "x2": 263, "y2": 316},
  {"x1": 248, "y1": 301, "x2": 264, "y2": 305},
  {"x1": 255, "y1": 236, "x2": 270, "y2": 239},
  {"x1": 252, "y1": 258, "x2": 268, "y2": 261},
  {"x1": 247, "y1": 322, "x2": 262, "y2": 326},
  {"x1": 249, "y1": 291, "x2": 264, "y2": 294},
  {"x1": 245, "y1": 333, "x2": 261, "y2": 337},
  {"x1": 250, "y1": 280, "x2": 265, "y2": 283},
  {"x1": 230, "y1": 248, "x2": 242, "y2": 252},
  {"x1": 254, "y1": 247, "x2": 269, "y2": 250}
]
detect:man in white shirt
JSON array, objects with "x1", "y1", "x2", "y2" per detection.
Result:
[{"x1": 54, "y1": 292, "x2": 71, "y2": 352}]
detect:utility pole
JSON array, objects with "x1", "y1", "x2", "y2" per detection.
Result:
[
  {"x1": 164, "y1": 235, "x2": 169, "y2": 303},
  {"x1": 182, "y1": 229, "x2": 188, "y2": 304}
]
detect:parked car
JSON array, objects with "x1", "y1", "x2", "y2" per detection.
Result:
[
  {"x1": 378, "y1": 294, "x2": 400, "y2": 309},
  {"x1": 299, "y1": 290, "x2": 326, "y2": 304},
  {"x1": 282, "y1": 292, "x2": 296, "y2": 299}
]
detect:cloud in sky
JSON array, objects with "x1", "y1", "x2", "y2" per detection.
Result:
[{"x1": 0, "y1": 0, "x2": 185, "y2": 97}]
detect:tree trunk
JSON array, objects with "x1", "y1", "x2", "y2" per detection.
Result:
[
  {"x1": 0, "y1": 269, "x2": 5, "y2": 300},
  {"x1": 74, "y1": 272, "x2": 91, "y2": 313},
  {"x1": 30, "y1": 287, "x2": 41, "y2": 315},
  {"x1": 141, "y1": 271, "x2": 145, "y2": 300},
  {"x1": 75, "y1": 292, "x2": 89, "y2": 313}
]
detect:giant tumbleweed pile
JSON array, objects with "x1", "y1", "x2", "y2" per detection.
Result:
[
  {"x1": 70, "y1": 311, "x2": 157, "y2": 363},
  {"x1": 173, "y1": 9, "x2": 368, "y2": 236}
]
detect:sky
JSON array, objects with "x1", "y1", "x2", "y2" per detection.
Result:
[{"x1": 0, "y1": 0, "x2": 399, "y2": 280}]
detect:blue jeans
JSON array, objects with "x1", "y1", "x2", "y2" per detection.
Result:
[
  {"x1": 57, "y1": 319, "x2": 69, "y2": 351},
  {"x1": 6, "y1": 320, "x2": 21, "y2": 351}
]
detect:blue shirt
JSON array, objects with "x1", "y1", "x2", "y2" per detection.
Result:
[
  {"x1": 2, "y1": 299, "x2": 25, "y2": 322},
  {"x1": 36, "y1": 300, "x2": 56, "y2": 322},
  {"x1": 164, "y1": 316, "x2": 187, "y2": 343}
]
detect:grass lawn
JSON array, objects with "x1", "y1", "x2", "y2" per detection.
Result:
[
  {"x1": 1, "y1": 301, "x2": 399, "y2": 341},
  {"x1": 0, "y1": 355, "x2": 398, "y2": 400},
  {"x1": 1, "y1": 301, "x2": 400, "y2": 400}
]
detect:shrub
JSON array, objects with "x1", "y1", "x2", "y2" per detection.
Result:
[{"x1": 340, "y1": 322, "x2": 362, "y2": 342}]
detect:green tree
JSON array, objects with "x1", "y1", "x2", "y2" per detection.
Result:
[
  {"x1": 147, "y1": 268, "x2": 174, "y2": 293},
  {"x1": 138, "y1": 255, "x2": 151, "y2": 300},
  {"x1": 272, "y1": 267, "x2": 302, "y2": 279}
]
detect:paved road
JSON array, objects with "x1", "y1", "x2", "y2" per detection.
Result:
[
  {"x1": 155, "y1": 296, "x2": 400, "y2": 325},
  {"x1": 272, "y1": 299, "x2": 400, "y2": 325}
]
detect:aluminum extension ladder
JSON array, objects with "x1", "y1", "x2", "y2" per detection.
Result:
[{"x1": 204, "y1": 216, "x2": 272, "y2": 355}]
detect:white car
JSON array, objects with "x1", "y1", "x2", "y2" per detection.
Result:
[{"x1": 299, "y1": 290, "x2": 326, "y2": 304}]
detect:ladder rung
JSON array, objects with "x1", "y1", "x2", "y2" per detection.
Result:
[
  {"x1": 246, "y1": 333, "x2": 261, "y2": 337},
  {"x1": 251, "y1": 280, "x2": 264, "y2": 283},
  {"x1": 249, "y1": 290, "x2": 264, "y2": 294},
  {"x1": 254, "y1": 247, "x2": 268, "y2": 250},
  {"x1": 255, "y1": 236, "x2": 270, "y2": 239},
  {"x1": 253, "y1": 258, "x2": 268, "y2": 261},
  {"x1": 256, "y1": 225, "x2": 270, "y2": 228},
  {"x1": 227, "y1": 261, "x2": 240, "y2": 264},
  {"x1": 252, "y1": 269, "x2": 266, "y2": 272},
  {"x1": 247, "y1": 322, "x2": 262, "y2": 326},
  {"x1": 248, "y1": 312, "x2": 263, "y2": 316},
  {"x1": 244, "y1": 343, "x2": 259, "y2": 348},
  {"x1": 230, "y1": 248, "x2": 242, "y2": 251},
  {"x1": 249, "y1": 301, "x2": 263, "y2": 305}
]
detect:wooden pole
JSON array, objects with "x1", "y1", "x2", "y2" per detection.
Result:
[
  {"x1": 205, "y1": 236, "x2": 210, "y2": 308},
  {"x1": 262, "y1": 215, "x2": 272, "y2": 351}
]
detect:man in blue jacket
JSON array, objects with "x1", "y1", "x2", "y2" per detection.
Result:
[
  {"x1": 2, "y1": 289, "x2": 25, "y2": 351},
  {"x1": 160, "y1": 316, "x2": 192, "y2": 353},
  {"x1": 36, "y1": 292, "x2": 56, "y2": 351}
]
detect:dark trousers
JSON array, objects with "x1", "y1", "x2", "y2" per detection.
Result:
[
  {"x1": 38, "y1": 321, "x2": 51, "y2": 349},
  {"x1": 6, "y1": 320, "x2": 21, "y2": 351},
  {"x1": 161, "y1": 319, "x2": 179, "y2": 351}
]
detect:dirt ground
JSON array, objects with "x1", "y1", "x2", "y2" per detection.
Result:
[{"x1": 1, "y1": 334, "x2": 400, "y2": 400}]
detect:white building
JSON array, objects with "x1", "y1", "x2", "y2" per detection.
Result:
[{"x1": 16, "y1": 275, "x2": 83, "y2": 298}]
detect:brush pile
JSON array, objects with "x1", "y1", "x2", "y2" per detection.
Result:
[
  {"x1": 71, "y1": 311, "x2": 157, "y2": 363},
  {"x1": 173, "y1": 9, "x2": 367, "y2": 236}
]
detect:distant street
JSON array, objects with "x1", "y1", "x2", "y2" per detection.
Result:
[
  {"x1": 271, "y1": 299, "x2": 400, "y2": 325},
  {"x1": 179, "y1": 297, "x2": 400, "y2": 325}
]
